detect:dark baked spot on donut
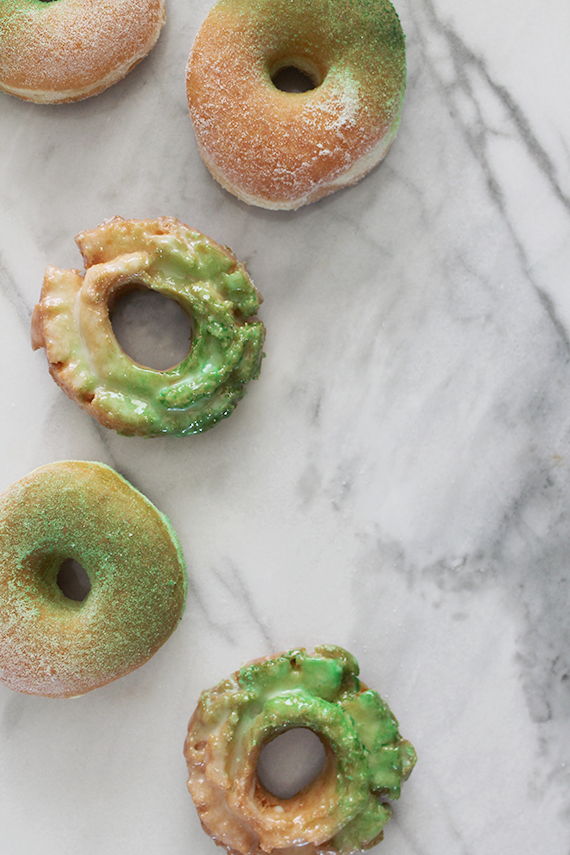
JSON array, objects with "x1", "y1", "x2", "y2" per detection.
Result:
[{"x1": 56, "y1": 558, "x2": 91, "y2": 602}]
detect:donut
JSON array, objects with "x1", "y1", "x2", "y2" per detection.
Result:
[
  {"x1": 31, "y1": 217, "x2": 265, "y2": 437},
  {"x1": 184, "y1": 646, "x2": 416, "y2": 854},
  {"x1": 0, "y1": 0, "x2": 165, "y2": 104},
  {"x1": 0, "y1": 460, "x2": 187, "y2": 698},
  {"x1": 186, "y1": 0, "x2": 406, "y2": 210}
]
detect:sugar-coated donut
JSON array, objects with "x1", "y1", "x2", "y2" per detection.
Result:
[
  {"x1": 0, "y1": 0, "x2": 165, "y2": 104},
  {"x1": 184, "y1": 646, "x2": 416, "y2": 854},
  {"x1": 0, "y1": 461, "x2": 187, "y2": 698},
  {"x1": 31, "y1": 217, "x2": 265, "y2": 437},
  {"x1": 186, "y1": 0, "x2": 406, "y2": 210}
]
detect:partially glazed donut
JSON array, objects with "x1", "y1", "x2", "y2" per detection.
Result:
[
  {"x1": 184, "y1": 646, "x2": 416, "y2": 854},
  {"x1": 0, "y1": 0, "x2": 165, "y2": 104},
  {"x1": 186, "y1": 0, "x2": 406, "y2": 210},
  {"x1": 31, "y1": 217, "x2": 265, "y2": 437},
  {"x1": 0, "y1": 461, "x2": 187, "y2": 698}
]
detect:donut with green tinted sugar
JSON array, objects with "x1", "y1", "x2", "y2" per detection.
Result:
[
  {"x1": 0, "y1": 0, "x2": 165, "y2": 104},
  {"x1": 31, "y1": 217, "x2": 265, "y2": 437},
  {"x1": 0, "y1": 460, "x2": 187, "y2": 698},
  {"x1": 186, "y1": 0, "x2": 406, "y2": 210},
  {"x1": 184, "y1": 646, "x2": 416, "y2": 854}
]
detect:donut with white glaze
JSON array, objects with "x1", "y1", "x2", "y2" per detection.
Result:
[{"x1": 186, "y1": 0, "x2": 406, "y2": 209}]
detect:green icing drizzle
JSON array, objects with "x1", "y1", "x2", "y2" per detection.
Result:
[
  {"x1": 187, "y1": 646, "x2": 416, "y2": 853},
  {"x1": 32, "y1": 218, "x2": 265, "y2": 437}
]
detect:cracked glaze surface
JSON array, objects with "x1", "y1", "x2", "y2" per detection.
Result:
[
  {"x1": 0, "y1": 0, "x2": 569, "y2": 853},
  {"x1": 185, "y1": 646, "x2": 416, "y2": 854},
  {"x1": 31, "y1": 217, "x2": 265, "y2": 436}
]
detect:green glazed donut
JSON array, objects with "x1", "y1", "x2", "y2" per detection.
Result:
[
  {"x1": 0, "y1": 460, "x2": 187, "y2": 698},
  {"x1": 184, "y1": 646, "x2": 416, "y2": 854},
  {"x1": 31, "y1": 217, "x2": 265, "y2": 437}
]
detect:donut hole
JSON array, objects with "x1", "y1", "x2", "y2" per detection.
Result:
[
  {"x1": 111, "y1": 287, "x2": 192, "y2": 370},
  {"x1": 56, "y1": 559, "x2": 91, "y2": 602},
  {"x1": 256, "y1": 728, "x2": 327, "y2": 799},
  {"x1": 272, "y1": 67, "x2": 316, "y2": 93},
  {"x1": 269, "y1": 57, "x2": 323, "y2": 93}
]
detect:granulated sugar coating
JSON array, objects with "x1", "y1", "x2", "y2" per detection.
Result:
[
  {"x1": 0, "y1": 0, "x2": 165, "y2": 103},
  {"x1": 0, "y1": 461, "x2": 187, "y2": 698},
  {"x1": 186, "y1": 0, "x2": 406, "y2": 209}
]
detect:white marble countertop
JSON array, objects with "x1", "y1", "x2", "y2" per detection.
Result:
[{"x1": 1, "y1": 0, "x2": 569, "y2": 852}]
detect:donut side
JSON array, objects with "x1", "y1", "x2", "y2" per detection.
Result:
[
  {"x1": 0, "y1": 461, "x2": 187, "y2": 697},
  {"x1": 0, "y1": 0, "x2": 165, "y2": 104},
  {"x1": 186, "y1": 0, "x2": 406, "y2": 209}
]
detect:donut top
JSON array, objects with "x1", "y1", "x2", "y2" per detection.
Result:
[
  {"x1": 31, "y1": 217, "x2": 264, "y2": 436},
  {"x1": 0, "y1": 0, "x2": 165, "y2": 102},
  {"x1": 0, "y1": 461, "x2": 187, "y2": 697},
  {"x1": 187, "y1": 0, "x2": 406, "y2": 207},
  {"x1": 193, "y1": 645, "x2": 415, "y2": 800},
  {"x1": 186, "y1": 646, "x2": 416, "y2": 854}
]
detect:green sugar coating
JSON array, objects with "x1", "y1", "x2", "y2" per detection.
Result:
[
  {"x1": 212, "y1": 0, "x2": 405, "y2": 93},
  {"x1": 188, "y1": 0, "x2": 406, "y2": 208},
  {"x1": 236, "y1": 0, "x2": 405, "y2": 49},
  {"x1": 32, "y1": 217, "x2": 265, "y2": 437},
  {"x1": 0, "y1": 461, "x2": 187, "y2": 697},
  {"x1": 185, "y1": 646, "x2": 416, "y2": 854}
]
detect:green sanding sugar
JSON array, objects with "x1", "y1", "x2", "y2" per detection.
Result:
[{"x1": 0, "y1": 460, "x2": 187, "y2": 698}]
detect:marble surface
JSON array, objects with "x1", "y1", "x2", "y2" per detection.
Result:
[{"x1": 1, "y1": 0, "x2": 569, "y2": 852}]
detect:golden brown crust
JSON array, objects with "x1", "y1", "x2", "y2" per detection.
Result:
[
  {"x1": 31, "y1": 217, "x2": 265, "y2": 437},
  {"x1": 184, "y1": 647, "x2": 417, "y2": 854},
  {"x1": 186, "y1": 0, "x2": 406, "y2": 209},
  {"x1": 0, "y1": 0, "x2": 165, "y2": 104},
  {"x1": 0, "y1": 460, "x2": 187, "y2": 698}
]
